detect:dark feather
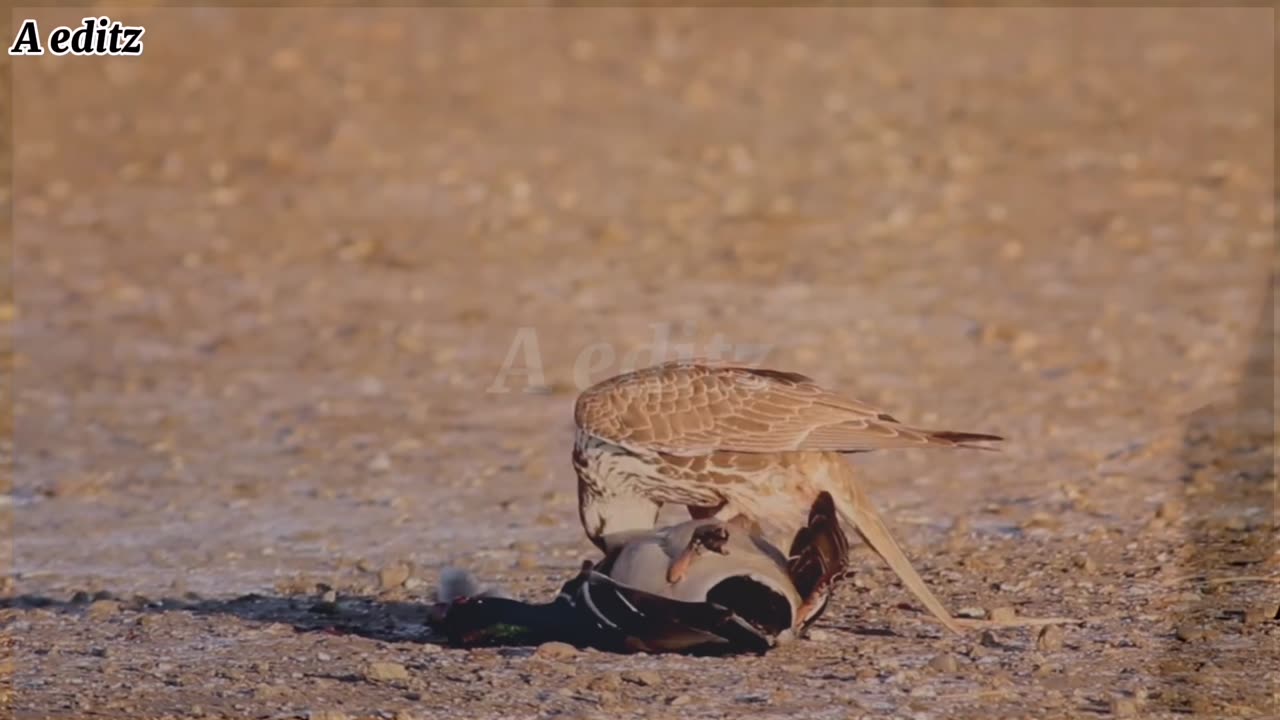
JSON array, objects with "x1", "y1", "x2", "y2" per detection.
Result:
[
  {"x1": 579, "y1": 571, "x2": 774, "y2": 654},
  {"x1": 787, "y1": 491, "x2": 850, "y2": 605}
]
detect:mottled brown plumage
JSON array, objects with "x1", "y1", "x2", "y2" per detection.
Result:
[{"x1": 572, "y1": 359, "x2": 1003, "y2": 633}]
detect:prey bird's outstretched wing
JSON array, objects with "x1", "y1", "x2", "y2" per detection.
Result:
[{"x1": 575, "y1": 360, "x2": 1002, "y2": 457}]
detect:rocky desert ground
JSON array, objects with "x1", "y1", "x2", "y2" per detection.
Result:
[{"x1": 3, "y1": 5, "x2": 1276, "y2": 719}]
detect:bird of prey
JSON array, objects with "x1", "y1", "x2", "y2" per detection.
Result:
[
  {"x1": 432, "y1": 492, "x2": 849, "y2": 654},
  {"x1": 572, "y1": 359, "x2": 1003, "y2": 633}
]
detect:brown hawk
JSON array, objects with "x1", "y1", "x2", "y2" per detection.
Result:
[{"x1": 572, "y1": 360, "x2": 1002, "y2": 633}]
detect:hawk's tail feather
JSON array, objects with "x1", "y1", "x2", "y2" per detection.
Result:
[
  {"x1": 829, "y1": 485, "x2": 962, "y2": 634},
  {"x1": 924, "y1": 430, "x2": 1004, "y2": 450}
]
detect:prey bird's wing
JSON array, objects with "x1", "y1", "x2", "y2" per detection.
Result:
[
  {"x1": 786, "y1": 492, "x2": 850, "y2": 603},
  {"x1": 575, "y1": 360, "x2": 1001, "y2": 457}
]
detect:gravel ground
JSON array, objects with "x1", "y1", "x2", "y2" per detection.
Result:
[{"x1": 4, "y1": 6, "x2": 1276, "y2": 719}]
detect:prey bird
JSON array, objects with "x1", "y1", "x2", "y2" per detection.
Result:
[
  {"x1": 572, "y1": 359, "x2": 1003, "y2": 633},
  {"x1": 433, "y1": 492, "x2": 850, "y2": 654}
]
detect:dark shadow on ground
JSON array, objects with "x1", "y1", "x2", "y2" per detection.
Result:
[
  {"x1": 1161, "y1": 270, "x2": 1276, "y2": 714},
  {"x1": 1, "y1": 587, "x2": 913, "y2": 651},
  {"x1": 0, "y1": 589, "x2": 444, "y2": 645}
]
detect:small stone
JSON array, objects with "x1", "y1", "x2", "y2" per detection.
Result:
[
  {"x1": 368, "y1": 453, "x2": 393, "y2": 473},
  {"x1": 622, "y1": 670, "x2": 661, "y2": 687},
  {"x1": 1012, "y1": 331, "x2": 1039, "y2": 356},
  {"x1": 86, "y1": 600, "x2": 121, "y2": 619},
  {"x1": 1076, "y1": 555, "x2": 1099, "y2": 573},
  {"x1": 364, "y1": 661, "x2": 410, "y2": 682},
  {"x1": 1244, "y1": 604, "x2": 1279, "y2": 624},
  {"x1": 209, "y1": 186, "x2": 240, "y2": 207},
  {"x1": 534, "y1": 641, "x2": 579, "y2": 660},
  {"x1": 253, "y1": 683, "x2": 287, "y2": 700},
  {"x1": 957, "y1": 606, "x2": 987, "y2": 620},
  {"x1": 1021, "y1": 512, "x2": 1060, "y2": 531},
  {"x1": 569, "y1": 38, "x2": 595, "y2": 62},
  {"x1": 721, "y1": 189, "x2": 753, "y2": 217},
  {"x1": 271, "y1": 48, "x2": 303, "y2": 72},
  {"x1": 667, "y1": 694, "x2": 692, "y2": 707},
  {"x1": 587, "y1": 673, "x2": 621, "y2": 692},
  {"x1": 308, "y1": 712, "x2": 351, "y2": 720},
  {"x1": 1037, "y1": 625, "x2": 1065, "y2": 651},
  {"x1": 727, "y1": 145, "x2": 755, "y2": 175},
  {"x1": 1222, "y1": 516, "x2": 1249, "y2": 532},
  {"x1": 380, "y1": 563, "x2": 411, "y2": 590},
  {"x1": 357, "y1": 376, "x2": 385, "y2": 397},
  {"x1": 1174, "y1": 624, "x2": 1208, "y2": 643},
  {"x1": 1110, "y1": 697, "x2": 1139, "y2": 717},
  {"x1": 927, "y1": 653, "x2": 959, "y2": 673},
  {"x1": 989, "y1": 606, "x2": 1017, "y2": 623}
]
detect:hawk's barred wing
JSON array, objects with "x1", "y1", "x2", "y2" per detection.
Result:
[{"x1": 575, "y1": 360, "x2": 1002, "y2": 457}]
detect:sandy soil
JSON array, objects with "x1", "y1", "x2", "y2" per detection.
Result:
[{"x1": 4, "y1": 6, "x2": 1276, "y2": 719}]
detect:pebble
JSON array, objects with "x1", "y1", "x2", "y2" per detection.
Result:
[
  {"x1": 368, "y1": 453, "x2": 393, "y2": 473},
  {"x1": 364, "y1": 662, "x2": 410, "y2": 682},
  {"x1": 721, "y1": 189, "x2": 753, "y2": 217},
  {"x1": 86, "y1": 600, "x2": 121, "y2": 619},
  {"x1": 357, "y1": 376, "x2": 385, "y2": 397},
  {"x1": 1110, "y1": 697, "x2": 1139, "y2": 717},
  {"x1": 308, "y1": 712, "x2": 351, "y2": 720},
  {"x1": 1174, "y1": 624, "x2": 1210, "y2": 643},
  {"x1": 979, "y1": 630, "x2": 1005, "y2": 648},
  {"x1": 927, "y1": 653, "x2": 959, "y2": 673},
  {"x1": 667, "y1": 694, "x2": 692, "y2": 707},
  {"x1": 957, "y1": 606, "x2": 987, "y2": 619},
  {"x1": 1037, "y1": 625, "x2": 1065, "y2": 652},
  {"x1": 534, "y1": 641, "x2": 579, "y2": 660},
  {"x1": 1244, "y1": 604, "x2": 1279, "y2": 624},
  {"x1": 989, "y1": 606, "x2": 1017, "y2": 623},
  {"x1": 379, "y1": 564, "x2": 411, "y2": 590},
  {"x1": 271, "y1": 48, "x2": 304, "y2": 72},
  {"x1": 586, "y1": 673, "x2": 621, "y2": 692},
  {"x1": 621, "y1": 670, "x2": 661, "y2": 687},
  {"x1": 1012, "y1": 331, "x2": 1039, "y2": 355}
]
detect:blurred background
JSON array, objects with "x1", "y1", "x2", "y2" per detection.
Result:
[{"x1": 6, "y1": 5, "x2": 1274, "y2": 718}]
